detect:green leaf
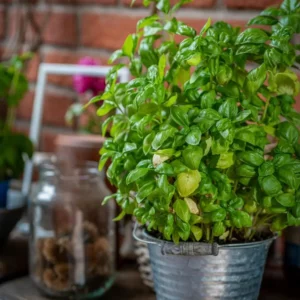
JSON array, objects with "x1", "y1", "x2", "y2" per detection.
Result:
[
  {"x1": 184, "y1": 198, "x2": 199, "y2": 214},
  {"x1": 276, "y1": 193, "x2": 295, "y2": 207},
  {"x1": 143, "y1": 132, "x2": 155, "y2": 155},
  {"x1": 244, "y1": 64, "x2": 266, "y2": 95},
  {"x1": 155, "y1": 162, "x2": 174, "y2": 175},
  {"x1": 136, "y1": 181, "x2": 156, "y2": 203},
  {"x1": 102, "y1": 193, "x2": 117, "y2": 206},
  {"x1": 122, "y1": 34, "x2": 134, "y2": 57},
  {"x1": 260, "y1": 175, "x2": 282, "y2": 196},
  {"x1": 259, "y1": 161, "x2": 275, "y2": 177},
  {"x1": 137, "y1": 15, "x2": 159, "y2": 30},
  {"x1": 170, "y1": 106, "x2": 189, "y2": 128},
  {"x1": 271, "y1": 214, "x2": 287, "y2": 232},
  {"x1": 238, "y1": 151, "x2": 264, "y2": 167},
  {"x1": 113, "y1": 210, "x2": 126, "y2": 221},
  {"x1": 123, "y1": 143, "x2": 137, "y2": 153},
  {"x1": 236, "y1": 28, "x2": 269, "y2": 45},
  {"x1": 191, "y1": 226, "x2": 203, "y2": 241},
  {"x1": 185, "y1": 127, "x2": 202, "y2": 145},
  {"x1": 187, "y1": 53, "x2": 202, "y2": 66},
  {"x1": 200, "y1": 18, "x2": 211, "y2": 36},
  {"x1": 171, "y1": 160, "x2": 190, "y2": 174},
  {"x1": 176, "y1": 170, "x2": 201, "y2": 197},
  {"x1": 109, "y1": 49, "x2": 124, "y2": 63},
  {"x1": 213, "y1": 222, "x2": 226, "y2": 237},
  {"x1": 218, "y1": 99, "x2": 238, "y2": 119},
  {"x1": 126, "y1": 168, "x2": 149, "y2": 184},
  {"x1": 230, "y1": 211, "x2": 252, "y2": 228},
  {"x1": 211, "y1": 208, "x2": 226, "y2": 222},
  {"x1": 156, "y1": 0, "x2": 171, "y2": 14},
  {"x1": 236, "y1": 164, "x2": 256, "y2": 177},
  {"x1": 277, "y1": 122, "x2": 299, "y2": 145},
  {"x1": 182, "y1": 146, "x2": 203, "y2": 170},
  {"x1": 229, "y1": 197, "x2": 244, "y2": 209},
  {"x1": 97, "y1": 102, "x2": 115, "y2": 116},
  {"x1": 158, "y1": 54, "x2": 167, "y2": 81},
  {"x1": 216, "y1": 65, "x2": 233, "y2": 85},
  {"x1": 281, "y1": 0, "x2": 300, "y2": 12},
  {"x1": 264, "y1": 48, "x2": 282, "y2": 69},
  {"x1": 164, "y1": 94, "x2": 178, "y2": 107},
  {"x1": 152, "y1": 128, "x2": 177, "y2": 150},
  {"x1": 277, "y1": 166, "x2": 299, "y2": 189},
  {"x1": 174, "y1": 199, "x2": 191, "y2": 223},
  {"x1": 216, "y1": 152, "x2": 234, "y2": 169},
  {"x1": 177, "y1": 22, "x2": 196, "y2": 37},
  {"x1": 248, "y1": 15, "x2": 278, "y2": 26},
  {"x1": 233, "y1": 110, "x2": 251, "y2": 123}
]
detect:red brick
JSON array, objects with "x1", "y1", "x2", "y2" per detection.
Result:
[
  {"x1": 16, "y1": 90, "x2": 75, "y2": 127},
  {"x1": 81, "y1": 13, "x2": 140, "y2": 50},
  {"x1": 295, "y1": 98, "x2": 300, "y2": 112},
  {"x1": 44, "y1": 50, "x2": 109, "y2": 88},
  {"x1": 223, "y1": 0, "x2": 281, "y2": 9},
  {"x1": 41, "y1": 130, "x2": 59, "y2": 152},
  {"x1": 9, "y1": 10, "x2": 78, "y2": 47},
  {"x1": 0, "y1": 8, "x2": 5, "y2": 40},
  {"x1": 46, "y1": 0, "x2": 116, "y2": 4},
  {"x1": 122, "y1": 0, "x2": 216, "y2": 8}
]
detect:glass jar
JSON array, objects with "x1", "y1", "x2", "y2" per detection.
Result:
[{"x1": 29, "y1": 162, "x2": 115, "y2": 299}]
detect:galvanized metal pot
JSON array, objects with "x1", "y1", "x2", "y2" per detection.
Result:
[{"x1": 133, "y1": 224, "x2": 274, "y2": 300}]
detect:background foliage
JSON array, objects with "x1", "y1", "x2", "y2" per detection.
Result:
[{"x1": 0, "y1": 54, "x2": 33, "y2": 181}]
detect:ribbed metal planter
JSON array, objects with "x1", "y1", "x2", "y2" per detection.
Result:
[{"x1": 134, "y1": 224, "x2": 274, "y2": 300}]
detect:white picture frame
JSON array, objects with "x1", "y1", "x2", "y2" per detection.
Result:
[{"x1": 22, "y1": 63, "x2": 130, "y2": 197}]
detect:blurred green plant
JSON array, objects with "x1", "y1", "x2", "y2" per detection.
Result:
[
  {"x1": 0, "y1": 54, "x2": 34, "y2": 181},
  {"x1": 93, "y1": 0, "x2": 300, "y2": 243}
]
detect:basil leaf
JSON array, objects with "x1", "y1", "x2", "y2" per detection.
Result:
[
  {"x1": 170, "y1": 106, "x2": 189, "y2": 128},
  {"x1": 277, "y1": 121, "x2": 299, "y2": 145},
  {"x1": 218, "y1": 98, "x2": 238, "y2": 119},
  {"x1": 126, "y1": 168, "x2": 149, "y2": 184},
  {"x1": 213, "y1": 222, "x2": 226, "y2": 237},
  {"x1": 216, "y1": 152, "x2": 234, "y2": 169},
  {"x1": 276, "y1": 193, "x2": 295, "y2": 207},
  {"x1": 236, "y1": 28, "x2": 269, "y2": 45},
  {"x1": 185, "y1": 127, "x2": 202, "y2": 145},
  {"x1": 152, "y1": 128, "x2": 177, "y2": 150},
  {"x1": 191, "y1": 226, "x2": 203, "y2": 241},
  {"x1": 238, "y1": 151, "x2": 264, "y2": 167},
  {"x1": 248, "y1": 15, "x2": 278, "y2": 26},
  {"x1": 176, "y1": 170, "x2": 201, "y2": 197},
  {"x1": 136, "y1": 181, "x2": 156, "y2": 203},
  {"x1": 211, "y1": 208, "x2": 226, "y2": 222},
  {"x1": 182, "y1": 146, "x2": 203, "y2": 170},
  {"x1": 174, "y1": 199, "x2": 191, "y2": 223},
  {"x1": 260, "y1": 175, "x2": 282, "y2": 196},
  {"x1": 259, "y1": 161, "x2": 275, "y2": 177}
]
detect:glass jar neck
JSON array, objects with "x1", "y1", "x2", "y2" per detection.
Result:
[{"x1": 39, "y1": 161, "x2": 102, "y2": 185}]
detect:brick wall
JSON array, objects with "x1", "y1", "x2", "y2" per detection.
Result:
[{"x1": 0, "y1": 0, "x2": 299, "y2": 152}]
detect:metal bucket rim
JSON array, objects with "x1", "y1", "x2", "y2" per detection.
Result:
[{"x1": 142, "y1": 228, "x2": 276, "y2": 249}]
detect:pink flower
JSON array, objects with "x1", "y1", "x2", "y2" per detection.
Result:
[{"x1": 73, "y1": 57, "x2": 106, "y2": 96}]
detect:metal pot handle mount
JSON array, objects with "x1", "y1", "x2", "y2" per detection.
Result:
[{"x1": 133, "y1": 222, "x2": 219, "y2": 256}]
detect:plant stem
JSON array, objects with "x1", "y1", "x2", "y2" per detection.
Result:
[
  {"x1": 233, "y1": 180, "x2": 238, "y2": 193},
  {"x1": 229, "y1": 227, "x2": 233, "y2": 241},
  {"x1": 5, "y1": 107, "x2": 16, "y2": 132},
  {"x1": 262, "y1": 97, "x2": 270, "y2": 122}
]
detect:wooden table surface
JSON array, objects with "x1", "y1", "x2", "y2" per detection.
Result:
[
  {"x1": 0, "y1": 268, "x2": 299, "y2": 300},
  {"x1": 0, "y1": 269, "x2": 155, "y2": 300}
]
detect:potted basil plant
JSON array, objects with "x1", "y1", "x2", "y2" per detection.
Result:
[{"x1": 92, "y1": 0, "x2": 300, "y2": 299}]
